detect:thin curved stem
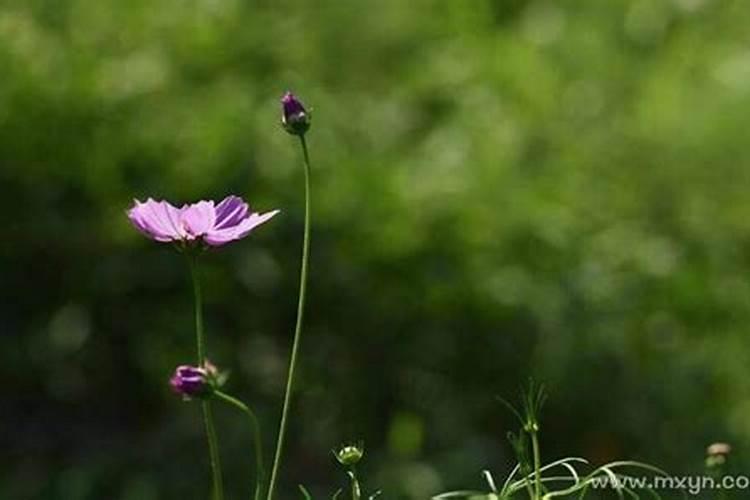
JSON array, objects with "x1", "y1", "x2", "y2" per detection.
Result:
[
  {"x1": 189, "y1": 255, "x2": 224, "y2": 500},
  {"x1": 214, "y1": 391, "x2": 265, "y2": 500},
  {"x1": 266, "y1": 135, "x2": 312, "y2": 500},
  {"x1": 348, "y1": 466, "x2": 362, "y2": 500}
]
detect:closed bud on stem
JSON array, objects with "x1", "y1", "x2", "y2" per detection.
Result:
[
  {"x1": 169, "y1": 360, "x2": 225, "y2": 400},
  {"x1": 706, "y1": 442, "x2": 731, "y2": 469},
  {"x1": 334, "y1": 441, "x2": 364, "y2": 467},
  {"x1": 281, "y1": 91, "x2": 311, "y2": 136}
]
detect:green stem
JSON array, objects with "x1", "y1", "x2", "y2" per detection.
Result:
[
  {"x1": 266, "y1": 134, "x2": 312, "y2": 500},
  {"x1": 215, "y1": 390, "x2": 266, "y2": 500},
  {"x1": 348, "y1": 467, "x2": 361, "y2": 500},
  {"x1": 524, "y1": 480, "x2": 536, "y2": 500},
  {"x1": 203, "y1": 401, "x2": 224, "y2": 500},
  {"x1": 189, "y1": 256, "x2": 224, "y2": 500},
  {"x1": 520, "y1": 460, "x2": 535, "y2": 500},
  {"x1": 189, "y1": 255, "x2": 206, "y2": 362},
  {"x1": 531, "y1": 431, "x2": 542, "y2": 500}
]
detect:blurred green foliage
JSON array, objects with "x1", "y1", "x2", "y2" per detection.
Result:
[{"x1": 2, "y1": 0, "x2": 750, "y2": 498}]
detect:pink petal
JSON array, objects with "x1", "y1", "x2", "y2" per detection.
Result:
[
  {"x1": 214, "y1": 196, "x2": 249, "y2": 230},
  {"x1": 181, "y1": 201, "x2": 216, "y2": 237},
  {"x1": 157, "y1": 201, "x2": 188, "y2": 239},
  {"x1": 204, "y1": 210, "x2": 279, "y2": 246},
  {"x1": 127, "y1": 199, "x2": 184, "y2": 242}
]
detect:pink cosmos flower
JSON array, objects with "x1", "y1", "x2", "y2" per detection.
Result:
[{"x1": 128, "y1": 195, "x2": 279, "y2": 247}]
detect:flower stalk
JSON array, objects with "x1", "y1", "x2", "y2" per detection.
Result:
[
  {"x1": 189, "y1": 255, "x2": 206, "y2": 361},
  {"x1": 267, "y1": 130, "x2": 313, "y2": 500},
  {"x1": 347, "y1": 468, "x2": 362, "y2": 500},
  {"x1": 189, "y1": 255, "x2": 224, "y2": 500},
  {"x1": 530, "y1": 430, "x2": 542, "y2": 500}
]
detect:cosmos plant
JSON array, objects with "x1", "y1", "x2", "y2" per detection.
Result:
[{"x1": 127, "y1": 92, "x2": 323, "y2": 500}]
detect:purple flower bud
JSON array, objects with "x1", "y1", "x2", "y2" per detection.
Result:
[
  {"x1": 169, "y1": 362, "x2": 219, "y2": 400},
  {"x1": 281, "y1": 91, "x2": 311, "y2": 136}
]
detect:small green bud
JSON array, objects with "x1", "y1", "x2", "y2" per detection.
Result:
[
  {"x1": 706, "y1": 442, "x2": 731, "y2": 469},
  {"x1": 334, "y1": 442, "x2": 364, "y2": 466}
]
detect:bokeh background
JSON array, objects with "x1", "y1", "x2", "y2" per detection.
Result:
[{"x1": 2, "y1": 0, "x2": 750, "y2": 498}]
